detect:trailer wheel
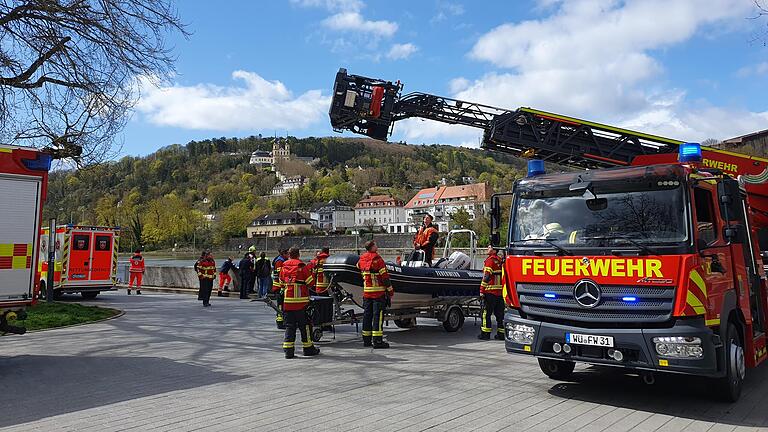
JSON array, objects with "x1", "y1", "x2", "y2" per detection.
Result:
[
  {"x1": 394, "y1": 318, "x2": 416, "y2": 329},
  {"x1": 312, "y1": 328, "x2": 323, "y2": 342},
  {"x1": 81, "y1": 291, "x2": 99, "y2": 300},
  {"x1": 716, "y1": 323, "x2": 745, "y2": 402},
  {"x1": 442, "y1": 306, "x2": 464, "y2": 332},
  {"x1": 538, "y1": 358, "x2": 575, "y2": 380}
]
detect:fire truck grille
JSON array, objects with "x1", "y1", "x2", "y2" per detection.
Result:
[{"x1": 516, "y1": 283, "x2": 675, "y2": 324}]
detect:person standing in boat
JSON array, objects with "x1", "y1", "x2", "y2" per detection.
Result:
[
  {"x1": 478, "y1": 245, "x2": 505, "y2": 340},
  {"x1": 413, "y1": 214, "x2": 439, "y2": 266},
  {"x1": 358, "y1": 240, "x2": 394, "y2": 349}
]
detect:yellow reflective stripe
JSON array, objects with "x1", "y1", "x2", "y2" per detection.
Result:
[
  {"x1": 372, "y1": 331, "x2": 384, "y2": 336},
  {"x1": 283, "y1": 342, "x2": 295, "y2": 348},
  {"x1": 284, "y1": 297, "x2": 309, "y2": 303},
  {"x1": 686, "y1": 291, "x2": 706, "y2": 315},
  {"x1": 690, "y1": 270, "x2": 707, "y2": 296},
  {"x1": 362, "y1": 330, "x2": 372, "y2": 336},
  {"x1": 706, "y1": 318, "x2": 721, "y2": 327},
  {"x1": 569, "y1": 231, "x2": 577, "y2": 244}
]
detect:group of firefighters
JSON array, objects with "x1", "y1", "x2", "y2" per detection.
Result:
[{"x1": 177, "y1": 213, "x2": 506, "y2": 359}]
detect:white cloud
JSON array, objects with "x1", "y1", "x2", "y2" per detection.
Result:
[
  {"x1": 400, "y1": 0, "x2": 762, "y2": 145},
  {"x1": 322, "y1": 12, "x2": 398, "y2": 37},
  {"x1": 737, "y1": 61, "x2": 768, "y2": 77},
  {"x1": 431, "y1": 1, "x2": 465, "y2": 23},
  {"x1": 136, "y1": 71, "x2": 330, "y2": 131},
  {"x1": 387, "y1": 43, "x2": 418, "y2": 60}
]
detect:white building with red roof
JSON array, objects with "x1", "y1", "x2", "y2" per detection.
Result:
[
  {"x1": 396, "y1": 183, "x2": 493, "y2": 233},
  {"x1": 354, "y1": 195, "x2": 406, "y2": 229}
]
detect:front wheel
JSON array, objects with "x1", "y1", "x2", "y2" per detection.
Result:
[
  {"x1": 394, "y1": 318, "x2": 416, "y2": 329},
  {"x1": 716, "y1": 323, "x2": 745, "y2": 402},
  {"x1": 538, "y1": 358, "x2": 576, "y2": 380},
  {"x1": 442, "y1": 306, "x2": 464, "y2": 332}
]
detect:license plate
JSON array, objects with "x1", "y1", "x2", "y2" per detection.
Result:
[{"x1": 566, "y1": 333, "x2": 614, "y2": 347}]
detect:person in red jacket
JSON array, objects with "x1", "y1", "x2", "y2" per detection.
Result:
[
  {"x1": 413, "y1": 214, "x2": 439, "y2": 266},
  {"x1": 194, "y1": 251, "x2": 216, "y2": 307},
  {"x1": 478, "y1": 246, "x2": 505, "y2": 340},
  {"x1": 128, "y1": 249, "x2": 145, "y2": 295},
  {"x1": 309, "y1": 247, "x2": 330, "y2": 296},
  {"x1": 357, "y1": 240, "x2": 394, "y2": 349},
  {"x1": 279, "y1": 246, "x2": 320, "y2": 359}
]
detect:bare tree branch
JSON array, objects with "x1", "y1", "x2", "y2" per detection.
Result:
[{"x1": 0, "y1": 0, "x2": 188, "y2": 165}]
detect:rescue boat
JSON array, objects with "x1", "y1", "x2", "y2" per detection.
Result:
[{"x1": 323, "y1": 230, "x2": 484, "y2": 309}]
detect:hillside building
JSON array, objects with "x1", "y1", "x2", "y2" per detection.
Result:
[
  {"x1": 310, "y1": 199, "x2": 355, "y2": 232},
  {"x1": 354, "y1": 195, "x2": 406, "y2": 229},
  {"x1": 247, "y1": 212, "x2": 312, "y2": 238}
]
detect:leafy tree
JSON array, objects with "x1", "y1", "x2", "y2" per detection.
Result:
[{"x1": 450, "y1": 207, "x2": 472, "y2": 229}]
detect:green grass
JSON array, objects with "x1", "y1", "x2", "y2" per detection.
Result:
[{"x1": 18, "y1": 302, "x2": 121, "y2": 332}]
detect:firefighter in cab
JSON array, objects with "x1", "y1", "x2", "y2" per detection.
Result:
[
  {"x1": 478, "y1": 245, "x2": 505, "y2": 340},
  {"x1": 127, "y1": 249, "x2": 145, "y2": 295},
  {"x1": 358, "y1": 240, "x2": 394, "y2": 349},
  {"x1": 309, "y1": 246, "x2": 331, "y2": 296},
  {"x1": 271, "y1": 248, "x2": 289, "y2": 329},
  {"x1": 279, "y1": 246, "x2": 320, "y2": 359},
  {"x1": 413, "y1": 214, "x2": 439, "y2": 266}
]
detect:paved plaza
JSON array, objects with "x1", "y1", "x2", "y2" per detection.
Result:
[{"x1": 2, "y1": 292, "x2": 768, "y2": 431}]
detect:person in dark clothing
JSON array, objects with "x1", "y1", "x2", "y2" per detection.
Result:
[
  {"x1": 255, "y1": 252, "x2": 272, "y2": 298},
  {"x1": 217, "y1": 256, "x2": 236, "y2": 297},
  {"x1": 238, "y1": 252, "x2": 254, "y2": 300},
  {"x1": 194, "y1": 251, "x2": 216, "y2": 307},
  {"x1": 247, "y1": 246, "x2": 257, "y2": 294},
  {"x1": 413, "y1": 214, "x2": 439, "y2": 266}
]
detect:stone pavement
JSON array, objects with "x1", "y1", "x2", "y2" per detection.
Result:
[{"x1": 2, "y1": 292, "x2": 768, "y2": 431}]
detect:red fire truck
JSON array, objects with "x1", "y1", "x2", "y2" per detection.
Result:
[
  {"x1": 0, "y1": 144, "x2": 51, "y2": 335},
  {"x1": 38, "y1": 225, "x2": 120, "y2": 299},
  {"x1": 328, "y1": 68, "x2": 768, "y2": 401}
]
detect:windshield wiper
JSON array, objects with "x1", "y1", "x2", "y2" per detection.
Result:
[
  {"x1": 580, "y1": 235, "x2": 658, "y2": 255},
  {"x1": 512, "y1": 238, "x2": 572, "y2": 256}
]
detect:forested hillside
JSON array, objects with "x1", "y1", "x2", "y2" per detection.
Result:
[{"x1": 44, "y1": 136, "x2": 528, "y2": 251}]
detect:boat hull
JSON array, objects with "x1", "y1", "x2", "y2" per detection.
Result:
[{"x1": 324, "y1": 254, "x2": 483, "y2": 309}]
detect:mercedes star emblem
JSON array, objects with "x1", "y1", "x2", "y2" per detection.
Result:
[{"x1": 573, "y1": 279, "x2": 601, "y2": 308}]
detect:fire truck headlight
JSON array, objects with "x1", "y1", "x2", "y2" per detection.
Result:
[
  {"x1": 506, "y1": 323, "x2": 535, "y2": 345},
  {"x1": 652, "y1": 336, "x2": 703, "y2": 359}
]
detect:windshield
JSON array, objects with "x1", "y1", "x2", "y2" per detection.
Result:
[{"x1": 512, "y1": 185, "x2": 688, "y2": 246}]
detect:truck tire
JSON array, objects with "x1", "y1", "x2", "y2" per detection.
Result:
[
  {"x1": 716, "y1": 323, "x2": 745, "y2": 402},
  {"x1": 81, "y1": 291, "x2": 99, "y2": 300},
  {"x1": 394, "y1": 318, "x2": 416, "y2": 328},
  {"x1": 442, "y1": 306, "x2": 464, "y2": 332},
  {"x1": 538, "y1": 358, "x2": 576, "y2": 380}
]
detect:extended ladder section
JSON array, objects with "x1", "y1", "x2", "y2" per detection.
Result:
[
  {"x1": 329, "y1": 68, "x2": 768, "y2": 222},
  {"x1": 330, "y1": 68, "x2": 683, "y2": 169}
]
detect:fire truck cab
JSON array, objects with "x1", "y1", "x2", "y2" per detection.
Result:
[
  {"x1": 38, "y1": 225, "x2": 120, "y2": 300},
  {"x1": 0, "y1": 144, "x2": 51, "y2": 335},
  {"x1": 497, "y1": 144, "x2": 768, "y2": 402}
]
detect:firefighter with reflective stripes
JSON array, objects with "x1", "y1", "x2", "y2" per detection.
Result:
[
  {"x1": 479, "y1": 245, "x2": 505, "y2": 340},
  {"x1": 279, "y1": 246, "x2": 320, "y2": 359},
  {"x1": 271, "y1": 248, "x2": 288, "y2": 329},
  {"x1": 310, "y1": 247, "x2": 330, "y2": 295},
  {"x1": 357, "y1": 240, "x2": 393, "y2": 349},
  {"x1": 194, "y1": 251, "x2": 217, "y2": 307}
]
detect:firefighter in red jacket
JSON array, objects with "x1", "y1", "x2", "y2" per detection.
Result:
[
  {"x1": 478, "y1": 245, "x2": 505, "y2": 340},
  {"x1": 413, "y1": 214, "x2": 439, "y2": 265},
  {"x1": 271, "y1": 248, "x2": 288, "y2": 329},
  {"x1": 128, "y1": 249, "x2": 145, "y2": 295},
  {"x1": 358, "y1": 240, "x2": 394, "y2": 349},
  {"x1": 309, "y1": 247, "x2": 331, "y2": 295},
  {"x1": 280, "y1": 246, "x2": 320, "y2": 359},
  {"x1": 194, "y1": 251, "x2": 217, "y2": 307}
]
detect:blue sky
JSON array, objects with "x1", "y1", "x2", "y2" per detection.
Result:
[{"x1": 124, "y1": 0, "x2": 768, "y2": 156}]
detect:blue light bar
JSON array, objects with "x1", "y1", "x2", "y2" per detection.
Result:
[
  {"x1": 678, "y1": 142, "x2": 702, "y2": 163},
  {"x1": 544, "y1": 293, "x2": 557, "y2": 299},
  {"x1": 527, "y1": 159, "x2": 545, "y2": 177},
  {"x1": 622, "y1": 296, "x2": 638, "y2": 302},
  {"x1": 21, "y1": 153, "x2": 52, "y2": 172}
]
